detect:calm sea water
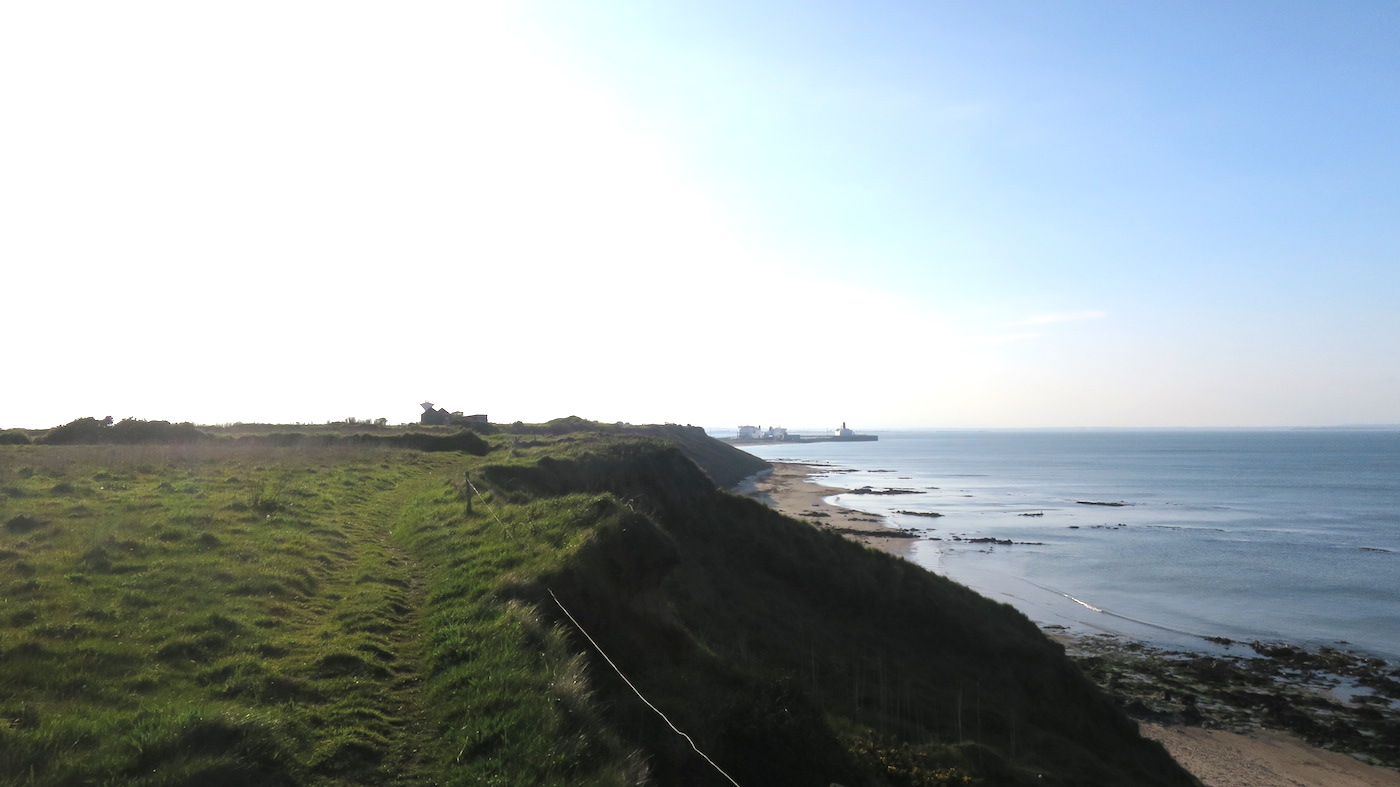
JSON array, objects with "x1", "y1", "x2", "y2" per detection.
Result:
[{"x1": 731, "y1": 430, "x2": 1400, "y2": 660}]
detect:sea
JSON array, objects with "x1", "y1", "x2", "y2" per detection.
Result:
[{"x1": 727, "y1": 429, "x2": 1400, "y2": 662}]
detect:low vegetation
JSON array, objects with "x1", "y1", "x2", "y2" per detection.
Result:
[{"x1": 0, "y1": 420, "x2": 1193, "y2": 786}]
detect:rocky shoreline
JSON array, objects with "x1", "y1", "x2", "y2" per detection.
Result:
[
  {"x1": 737, "y1": 461, "x2": 1400, "y2": 784},
  {"x1": 1054, "y1": 628, "x2": 1400, "y2": 770}
]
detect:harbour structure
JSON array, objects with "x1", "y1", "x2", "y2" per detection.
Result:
[
  {"x1": 420, "y1": 401, "x2": 488, "y2": 427},
  {"x1": 724, "y1": 422, "x2": 877, "y2": 444}
]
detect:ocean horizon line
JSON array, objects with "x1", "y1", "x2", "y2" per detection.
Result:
[{"x1": 708, "y1": 423, "x2": 1400, "y2": 435}]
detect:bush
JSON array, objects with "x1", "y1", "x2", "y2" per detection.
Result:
[
  {"x1": 108, "y1": 418, "x2": 209, "y2": 444},
  {"x1": 0, "y1": 431, "x2": 31, "y2": 445},
  {"x1": 36, "y1": 417, "x2": 211, "y2": 445},
  {"x1": 38, "y1": 417, "x2": 113, "y2": 445}
]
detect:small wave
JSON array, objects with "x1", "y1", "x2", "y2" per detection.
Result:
[
  {"x1": 1066, "y1": 594, "x2": 1103, "y2": 613},
  {"x1": 1021, "y1": 579, "x2": 1206, "y2": 640}
]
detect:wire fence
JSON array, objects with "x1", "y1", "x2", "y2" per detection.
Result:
[{"x1": 461, "y1": 472, "x2": 742, "y2": 786}]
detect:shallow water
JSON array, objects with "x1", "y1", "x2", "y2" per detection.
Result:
[{"x1": 732, "y1": 429, "x2": 1400, "y2": 660}]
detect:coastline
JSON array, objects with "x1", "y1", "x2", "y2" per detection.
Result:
[
  {"x1": 735, "y1": 461, "x2": 918, "y2": 558},
  {"x1": 1138, "y1": 724, "x2": 1400, "y2": 787},
  {"x1": 738, "y1": 460, "x2": 1400, "y2": 787}
]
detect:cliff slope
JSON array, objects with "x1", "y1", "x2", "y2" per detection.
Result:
[
  {"x1": 472, "y1": 429, "x2": 1194, "y2": 786},
  {"x1": 0, "y1": 423, "x2": 1194, "y2": 786}
]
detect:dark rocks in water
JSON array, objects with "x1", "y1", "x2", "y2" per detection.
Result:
[
  {"x1": 1019, "y1": 512, "x2": 1044, "y2": 517},
  {"x1": 953, "y1": 536, "x2": 1045, "y2": 546},
  {"x1": 827, "y1": 526, "x2": 919, "y2": 539},
  {"x1": 1077, "y1": 500, "x2": 1128, "y2": 507},
  {"x1": 893, "y1": 509, "x2": 943, "y2": 518},
  {"x1": 1184, "y1": 657, "x2": 1237, "y2": 684},
  {"x1": 1066, "y1": 635, "x2": 1400, "y2": 767},
  {"x1": 1359, "y1": 674, "x2": 1400, "y2": 700},
  {"x1": 847, "y1": 486, "x2": 923, "y2": 496},
  {"x1": 1250, "y1": 642, "x2": 1301, "y2": 661}
]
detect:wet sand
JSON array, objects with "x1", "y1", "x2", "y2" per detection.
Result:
[
  {"x1": 736, "y1": 461, "x2": 1400, "y2": 787},
  {"x1": 735, "y1": 461, "x2": 916, "y2": 558},
  {"x1": 1141, "y1": 724, "x2": 1400, "y2": 787}
]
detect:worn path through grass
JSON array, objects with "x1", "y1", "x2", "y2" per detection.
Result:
[
  {"x1": 0, "y1": 444, "x2": 470, "y2": 786},
  {"x1": 3, "y1": 431, "x2": 1203, "y2": 786}
]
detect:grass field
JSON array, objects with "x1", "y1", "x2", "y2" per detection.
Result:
[
  {"x1": 1, "y1": 442, "x2": 457, "y2": 784},
  {"x1": 0, "y1": 427, "x2": 1195, "y2": 786}
]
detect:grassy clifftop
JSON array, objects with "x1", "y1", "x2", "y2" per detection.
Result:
[{"x1": 0, "y1": 422, "x2": 1192, "y2": 786}]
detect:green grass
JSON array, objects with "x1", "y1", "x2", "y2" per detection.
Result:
[
  {"x1": 0, "y1": 440, "x2": 652, "y2": 785},
  {"x1": 395, "y1": 491, "x2": 641, "y2": 786},
  {"x1": 0, "y1": 443, "x2": 455, "y2": 785},
  {"x1": 1, "y1": 430, "x2": 1196, "y2": 786}
]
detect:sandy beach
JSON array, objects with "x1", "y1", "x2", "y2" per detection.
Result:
[
  {"x1": 735, "y1": 461, "x2": 918, "y2": 558},
  {"x1": 1140, "y1": 724, "x2": 1400, "y2": 787},
  {"x1": 737, "y1": 461, "x2": 1400, "y2": 787}
]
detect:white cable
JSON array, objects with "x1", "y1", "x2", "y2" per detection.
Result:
[
  {"x1": 466, "y1": 474, "x2": 741, "y2": 785},
  {"x1": 548, "y1": 588, "x2": 742, "y2": 787},
  {"x1": 465, "y1": 476, "x2": 511, "y2": 532}
]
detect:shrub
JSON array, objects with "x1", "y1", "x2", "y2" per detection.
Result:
[
  {"x1": 35, "y1": 417, "x2": 211, "y2": 445},
  {"x1": 38, "y1": 417, "x2": 113, "y2": 445},
  {"x1": 108, "y1": 418, "x2": 210, "y2": 444}
]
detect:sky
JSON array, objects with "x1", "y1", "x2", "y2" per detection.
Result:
[{"x1": 4, "y1": 1, "x2": 1399, "y2": 429}]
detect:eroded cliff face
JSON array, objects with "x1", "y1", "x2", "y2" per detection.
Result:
[{"x1": 480, "y1": 433, "x2": 1196, "y2": 787}]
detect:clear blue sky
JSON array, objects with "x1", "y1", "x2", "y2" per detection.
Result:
[{"x1": 4, "y1": 1, "x2": 1398, "y2": 428}]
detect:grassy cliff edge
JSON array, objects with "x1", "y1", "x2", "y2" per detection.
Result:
[{"x1": 0, "y1": 421, "x2": 1194, "y2": 786}]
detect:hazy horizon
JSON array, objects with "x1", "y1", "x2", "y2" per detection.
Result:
[
  {"x1": 6, "y1": 2, "x2": 1398, "y2": 430},
  {"x1": 6, "y1": 415, "x2": 1400, "y2": 433}
]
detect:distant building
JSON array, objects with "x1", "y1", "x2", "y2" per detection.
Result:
[
  {"x1": 420, "y1": 401, "x2": 452, "y2": 426},
  {"x1": 764, "y1": 426, "x2": 788, "y2": 440},
  {"x1": 420, "y1": 402, "x2": 489, "y2": 426},
  {"x1": 738, "y1": 425, "x2": 762, "y2": 439},
  {"x1": 835, "y1": 422, "x2": 854, "y2": 438}
]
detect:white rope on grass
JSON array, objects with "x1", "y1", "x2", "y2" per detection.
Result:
[
  {"x1": 464, "y1": 475, "x2": 512, "y2": 533},
  {"x1": 547, "y1": 588, "x2": 743, "y2": 787},
  {"x1": 465, "y1": 473, "x2": 740, "y2": 784}
]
